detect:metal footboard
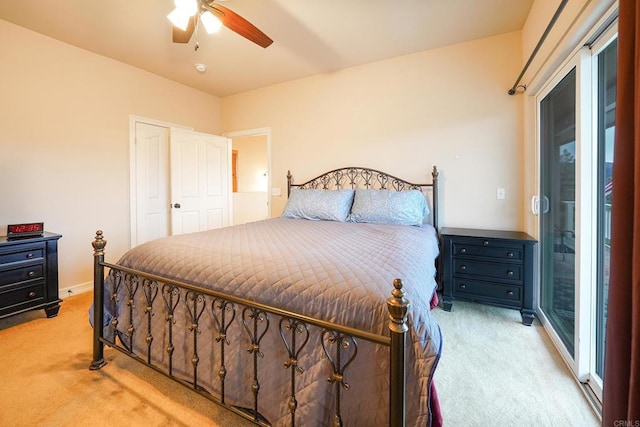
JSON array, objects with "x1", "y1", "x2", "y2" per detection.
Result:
[{"x1": 89, "y1": 230, "x2": 410, "y2": 426}]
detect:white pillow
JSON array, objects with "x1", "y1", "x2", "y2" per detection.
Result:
[
  {"x1": 348, "y1": 189, "x2": 429, "y2": 226},
  {"x1": 281, "y1": 189, "x2": 355, "y2": 222}
]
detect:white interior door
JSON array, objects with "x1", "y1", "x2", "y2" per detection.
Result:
[
  {"x1": 135, "y1": 122, "x2": 170, "y2": 244},
  {"x1": 170, "y1": 129, "x2": 231, "y2": 235}
]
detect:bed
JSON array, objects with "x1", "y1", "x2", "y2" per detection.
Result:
[{"x1": 90, "y1": 166, "x2": 443, "y2": 426}]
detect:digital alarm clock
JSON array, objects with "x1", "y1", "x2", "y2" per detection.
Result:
[{"x1": 7, "y1": 222, "x2": 44, "y2": 239}]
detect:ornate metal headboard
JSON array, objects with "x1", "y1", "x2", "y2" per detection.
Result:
[{"x1": 286, "y1": 166, "x2": 440, "y2": 230}]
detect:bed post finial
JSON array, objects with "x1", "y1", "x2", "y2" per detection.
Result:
[
  {"x1": 387, "y1": 278, "x2": 409, "y2": 427},
  {"x1": 92, "y1": 230, "x2": 106, "y2": 256},
  {"x1": 387, "y1": 278, "x2": 409, "y2": 333},
  {"x1": 90, "y1": 230, "x2": 107, "y2": 370},
  {"x1": 287, "y1": 170, "x2": 293, "y2": 197}
]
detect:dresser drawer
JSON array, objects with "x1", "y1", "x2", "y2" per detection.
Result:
[
  {"x1": 453, "y1": 278, "x2": 522, "y2": 306},
  {"x1": 0, "y1": 264, "x2": 45, "y2": 287},
  {"x1": 0, "y1": 281, "x2": 46, "y2": 312},
  {"x1": 453, "y1": 243, "x2": 523, "y2": 262},
  {"x1": 452, "y1": 259, "x2": 522, "y2": 282},
  {"x1": 0, "y1": 243, "x2": 45, "y2": 265}
]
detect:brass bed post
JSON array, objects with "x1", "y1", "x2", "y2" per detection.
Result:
[
  {"x1": 90, "y1": 230, "x2": 107, "y2": 370},
  {"x1": 387, "y1": 278, "x2": 409, "y2": 427}
]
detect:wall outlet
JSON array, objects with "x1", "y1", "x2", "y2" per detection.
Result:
[{"x1": 497, "y1": 188, "x2": 506, "y2": 200}]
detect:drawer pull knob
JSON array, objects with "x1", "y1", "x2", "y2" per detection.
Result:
[
  {"x1": 28, "y1": 271, "x2": 36, "y2": 278},
  {"x1": 482, "y1": 240, "x2": 489, "y2": 246},
  {"x1": 27, "y1": 253, "x2": 34, "y2": 259},
  {"x1": 460, "y1": 248, "x2": 467, "y2": 254},
  {"x1": 28, "y1": 291, "x2": 36, "y2": 298},
  {"x1": 507, "y1": 290, "x2": 514, "y2": 297},
  {"x1": 460, "y1": 265, "x2": 467, "y2": 271},
  {"x1": 507, "y1": 270, "x2": 514, "y2": 277},
  {"x1": 507, "y1": 252, "x2": 514, "y2": 258},
  {"x1": 460, "y1": 284, "x2": 467, "y2": 289}
]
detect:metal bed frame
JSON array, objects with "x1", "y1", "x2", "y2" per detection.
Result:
[{"x1": 89, "y1": 166, "x2": 440, "y2": 427}]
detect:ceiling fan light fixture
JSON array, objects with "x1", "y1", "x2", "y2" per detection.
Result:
[
  {"x1": 167, "y1": 8, "x2": 191, "y2": 31},
  {"x1": 174, "y1": 0, "x2": 198, "y2": 16},
  {"x1": 200, "y1": 11, "x2": 222, "y2": 34},
  {"x1": 169, "y1": 0, "x2": 273, "y2": 48}
]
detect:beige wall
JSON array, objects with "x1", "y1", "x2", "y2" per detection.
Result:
[
  {"x1": 0, "y1": 20, "x2": 540, "y2": 293},
  {"x1": 222, "y1": 32, "x2": 525, "y2": 230},
  {"x1": 0, "y1": 20, "x2": 222, "y2": 290}
]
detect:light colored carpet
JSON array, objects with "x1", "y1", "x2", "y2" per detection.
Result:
[
  {"x1": 0, "y1": 291, "x2": 599, "y2": 426},
  {"x1": 0, "y1": 292, "x2": 252, "y2": 427},
  {"x1": 431, "y1": 299, "x2": 599, "y2": 426}
]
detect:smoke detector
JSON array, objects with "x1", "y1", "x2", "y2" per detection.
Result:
[{"x1": 194, "y1": 63, "x2": 207, "y2": 73}]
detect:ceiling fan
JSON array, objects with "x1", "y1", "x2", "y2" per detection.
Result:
[{"x1": 168, "y1": 0, "x2": 273, "y2": 48}]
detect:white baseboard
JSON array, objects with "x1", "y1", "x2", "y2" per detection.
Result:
[{"x1": 60, "y1": 281, "x2": 93, "y2": 299}]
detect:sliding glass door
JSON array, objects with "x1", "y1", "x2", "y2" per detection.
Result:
[
  {"x1": 540, "y1": 69, "x2": 577, "y2": 357},
  {"x1": 536, "y1": 23, "x2": 617, "y2": 402}
]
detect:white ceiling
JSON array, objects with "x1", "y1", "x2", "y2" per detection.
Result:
[{"x1": 0, "y1": 0, "x2": 533, "y2": 97}]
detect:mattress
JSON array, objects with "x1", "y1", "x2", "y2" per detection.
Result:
[{"x1": 102, "y1": 217, "x2": 442, "y2": 426}]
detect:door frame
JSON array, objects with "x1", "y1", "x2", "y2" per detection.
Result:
[
  {"x1": 586, "y1": 21, "x2": 618, "y2": 402},
  {"x1": 129, "y1": 115, "x2": 192, "y2": 248},
  {"x1": 534, "y1": 50, "x2": 592, "y2": 382},
  {"x1": 224, "y1": 127, "x2": 273, "y2": 219},
  {"x1": 532, "y1": 13, "x2": 618, "y2": 404}
]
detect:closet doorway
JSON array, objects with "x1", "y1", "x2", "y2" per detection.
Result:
[{"x1": 130, "y1": 116, "x2": 231, "y2": 247}]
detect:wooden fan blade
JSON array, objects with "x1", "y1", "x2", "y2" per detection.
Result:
[
  {"x1": 172, "y1": 16, "x2": 196, "y2": 43},
  {"x1": 211, "y1": 4, "x2": 273, "y2": 48}
]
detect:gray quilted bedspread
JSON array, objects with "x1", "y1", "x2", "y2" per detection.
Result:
[{"x1": 104, "y1": 218, "x2": 442, "y2": 426}]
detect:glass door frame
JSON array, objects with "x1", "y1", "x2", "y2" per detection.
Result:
[
  {"x1": 534, "y1": 15, "x2": 618, "y2": 406},
  {"x1": 535, "y1": 48, "x2": 593, "y2": 386},
  {"x1": 587, "y1": 22, "x2": 618, "y2": 402}
]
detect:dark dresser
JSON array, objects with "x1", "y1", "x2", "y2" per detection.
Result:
[
  {"x1": 0, "y1": 232, "x2": 62, "y2": 319},
  {"x1": 440, "y1": 228, "x2": 537, "y2": 325}
]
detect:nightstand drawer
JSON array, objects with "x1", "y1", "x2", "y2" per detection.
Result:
[
  {"x1": 453, "y1": 243, "x2": 523, "y2": 262},
  {"x1": 453, "y1": 278, "x2": 522, "y2": 305},
  {"x1": 0, "y1": 264, "x2": 45, "y2": 287},
  {"x1": 453, "y1": 259, "x2": 522, "y2": 282},
  {"x1": 0, "y1": 243, "x2": 46, "y2": 265},
  {"x1": 0, "y1": 281, "x2": 46, "y2": 312}
]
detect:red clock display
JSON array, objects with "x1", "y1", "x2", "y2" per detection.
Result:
[{"x1": 7, "y1": 222, "x2": 44, "y2": 239}]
